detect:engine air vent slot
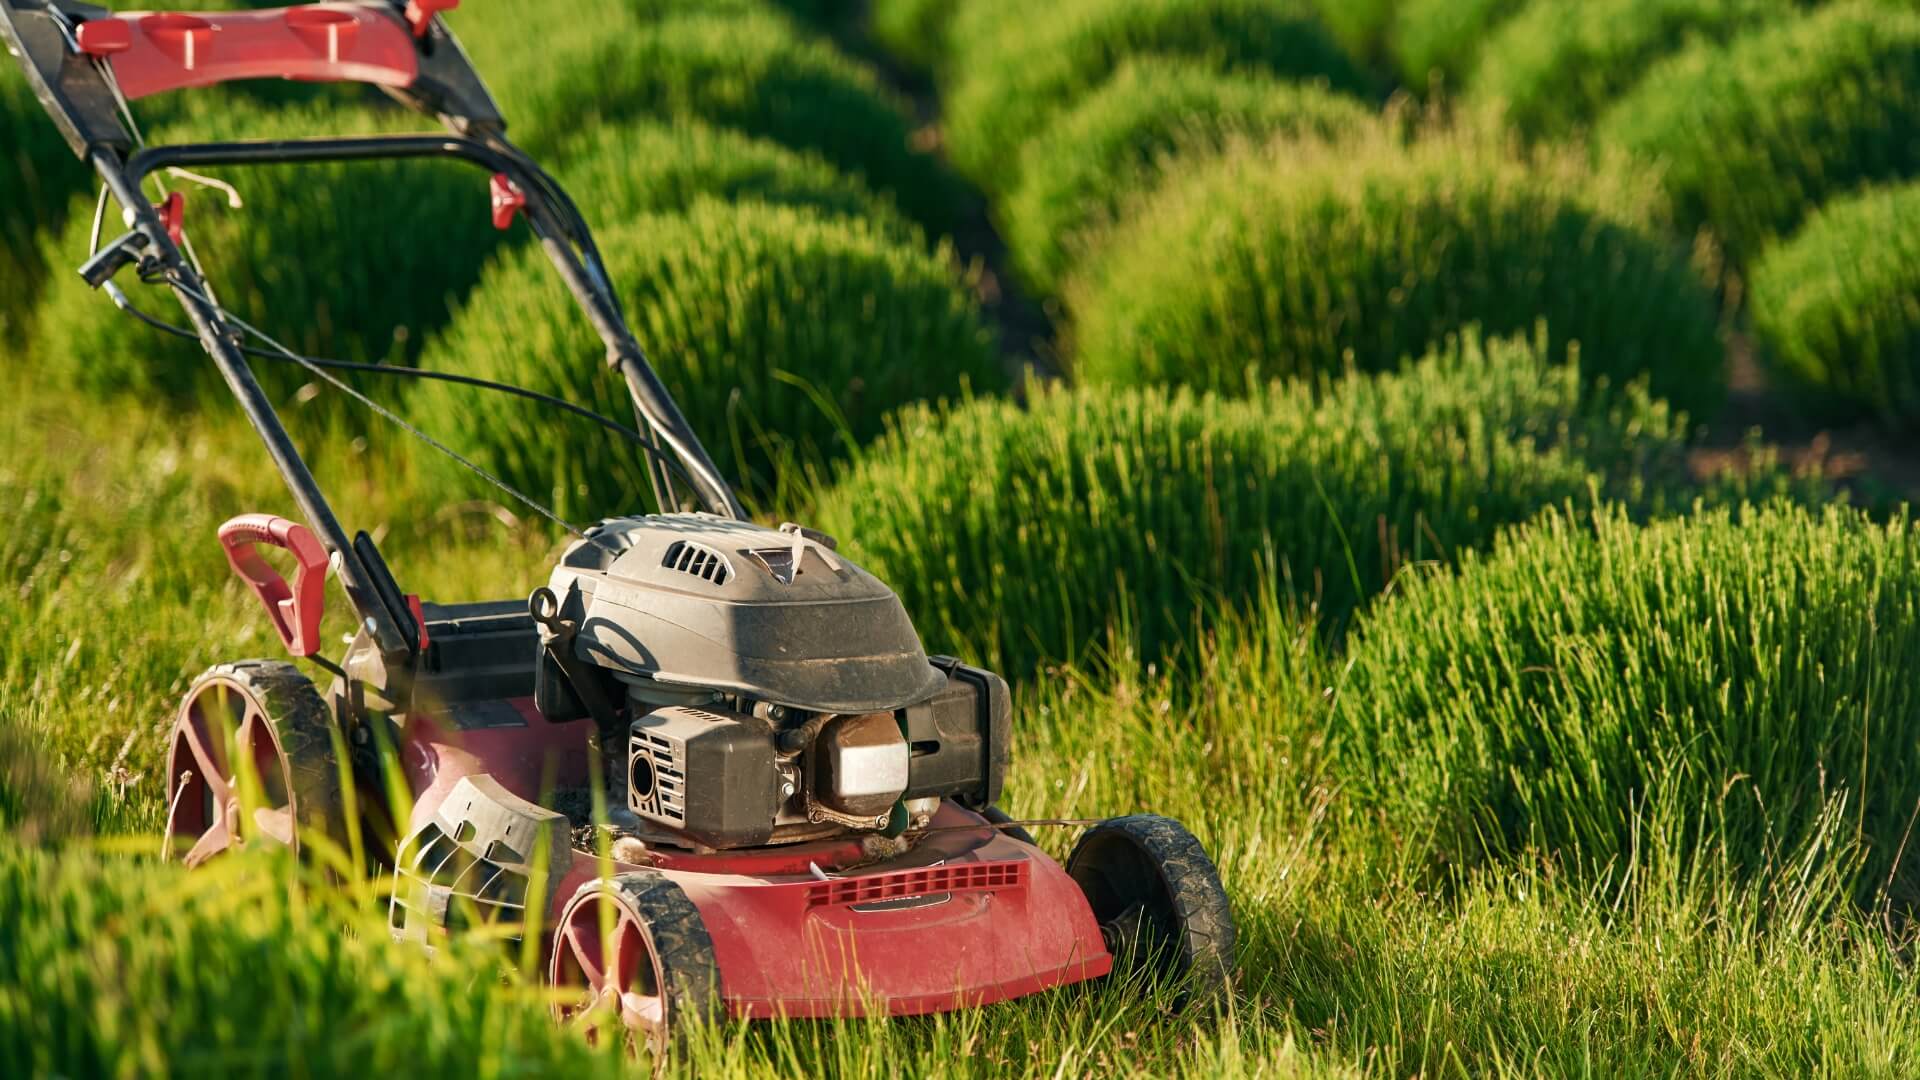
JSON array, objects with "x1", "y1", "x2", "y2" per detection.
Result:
[{"x1": 661, "y1": 540, "x2": 733, "y2": 586}]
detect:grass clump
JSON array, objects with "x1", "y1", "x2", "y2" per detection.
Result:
[
  {"x1": 941, "y1": 0, "x2": 1371, "y2": 192},
  {"x1": 1333, "y1": 503, "x2": 1920, "y2": 907},
  {"x1": 463, "y1": 6, "x2": 956, "y2": 231},
  {"x1": 1470, "y1": 0, "x2": 1794, "y2": 141},
  {"x1": 555, "y1": 119, "x2": 916, "y2": 239},
  {"x1": 30, "y1": 100, "x2": 499, "y2": 403},
  {"x1": 1749, "y1": 182, "x2": 1920, "y2": 431},
  {"x1": 1598, "y1": 1, "x2": 1920, "y2": 264},
  {"x1": 1069, "y1": 131, "x2": 1725, "y2": 418},
  {"x1": 1390, "y1": 0, "x2": 1526, "y2": 88},
  {"x1": 415, "y1": 201, "x2": 999, "y2": 520},
  {"x1": 813, "y1": 331, "x2": 1696, "y2": 677},
  {"x1": 0, "y1": 842, "x2": 623, "y2": 1078},
  {"x1": 1002, "y1": 59, "x2": 1374, "y2": 295}
]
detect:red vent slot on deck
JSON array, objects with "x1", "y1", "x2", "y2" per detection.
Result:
[
  {"x1": 807, "y1": 862, "x2": 1027, "y2": 909},
  {"x1": 74, "y1": 5, "x2": 422, "y2": 101}
]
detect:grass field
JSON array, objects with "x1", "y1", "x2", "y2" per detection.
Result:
[{"x1": 4, "y1": 1, "x2": 1919, "y2": 1077}]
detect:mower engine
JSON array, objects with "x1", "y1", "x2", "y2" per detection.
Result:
[{"x1": 534, "y1": 514, "x2": 1009, "y2": 850}]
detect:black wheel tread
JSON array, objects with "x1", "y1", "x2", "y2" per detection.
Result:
[
  {"x1": 189, "y1": 660, "x2": 343, "y2": 846},
  {"x1": 1068, "y1": 813, "x2": 1237, "y2": 1004},
  {"x1": 602, "y1": 871, "x2": 723, "y2": 1034}
]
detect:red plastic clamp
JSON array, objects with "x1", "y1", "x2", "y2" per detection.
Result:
[
  {"x1": 404, "y1": 0, "x2": 460, "y2": 37},
  {"x1": 154, "y1": 191, "x2": 185, "y2": 247},
  {"x1": 218, "y1": 514, "x2": 331, "y2": 657},
  {"x1": 489, "y1": 173, "x2": 526, "y2": 230}
]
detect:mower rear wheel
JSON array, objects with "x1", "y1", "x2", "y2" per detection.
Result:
[
  {"x1": 1067, "y1": 814, "x2": 1236, "y2": 1005},
  {"x1": 551, "y1": 872, "x2": 721, "y2": 1057},
  {"x1": 164, "y1": 661, "x2": 344, "y2": 867}
]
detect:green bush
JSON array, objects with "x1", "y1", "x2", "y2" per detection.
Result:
[
  {"x1": 30, "y1": 101, "x2": 501, "y2": 403},
  {"x1": 2, "y1": 68, "x2": 90, "y2": 339},
  {"x1": 813, "y1": 331, "x2": 1699, "y2": 676},
  {"x1": 1598, "y1": 2, "x2": 1920, "y2": 264},
  {"x1": 1068, "y1": 131, "x2": 1725, "y2": 418},
  {"x1": 941, "y1": 0, "x2": 1371, "y2": 192},
  {"x1": 1749, "y1": 183, "x2": 1920, "y2": 430},
  {"x1": 463, "y1": 6, "x2": 957, "y2": 231},
  {"x1": 555, "y1": 119, "x2": 917, "y2": 239},
  {"x1": 1470, "y1": 0, "x2": 1795, "y2": 141},
  {"x1": 414, "y1": 201, "x2": 999, "y2": 519},
  {"x1": 1002, "y1": 59, "x2": 1373, "y2": 295},
  {"x1": 871, "y1": 0, "x2": 963, "y2": 74},
  {"x1": 0, "y1": 843, "x2": 622, "y2": 1078},
  {"x1": 1391, "y1": 0, "x2": 1526, "y2": 87},
  {"x1": 1333, "y1": 503, "x2": 1920, "y2": 905}
]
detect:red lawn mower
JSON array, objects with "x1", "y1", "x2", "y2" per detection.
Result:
[{"x1": 5, "y1": 0, "x2": 1236, "y2": 1050}]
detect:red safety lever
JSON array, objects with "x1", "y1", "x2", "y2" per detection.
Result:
[{"x1": 218, "y1": 514, "x2": 330, "y2": 658}]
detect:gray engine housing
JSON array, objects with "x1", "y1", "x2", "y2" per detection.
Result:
[{"x1": 544, "y1": 514, "x2": 946, "y2": 713}]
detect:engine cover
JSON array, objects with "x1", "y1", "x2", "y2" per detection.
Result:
[{"x1": 544, "y1": 514, "x2": 945, "y2": 713}]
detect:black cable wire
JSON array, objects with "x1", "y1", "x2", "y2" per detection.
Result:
[{"x1": 106, "y1": 285, "x2": 700, "y2": 497}]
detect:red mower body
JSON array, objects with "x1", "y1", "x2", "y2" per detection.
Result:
[{"x1": 391, "y1": 694, "x2": 1110, "y2": 1018}]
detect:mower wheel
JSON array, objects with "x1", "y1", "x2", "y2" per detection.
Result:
[
  {"x1": 164, "y1": 661, "x2": 345, "y2": 867},
  {"x1": 1067, "y1": 814, "x2": 1236, "y2": 1005},
  {"x1": 551, "y1": 872, "x2": 721, "y2": 1057}
]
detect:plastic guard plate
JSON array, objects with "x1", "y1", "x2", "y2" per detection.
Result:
[{"x1": 76, "y1": 5, "x2": 421, "y2": 100}]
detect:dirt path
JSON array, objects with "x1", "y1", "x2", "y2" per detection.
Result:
[
  {"x1": 1693, "y1": 335, "x2": 1920, "y2": 505},
  {"x1": 819, "y1": 2, "x2": 1062, "y2": 384}
]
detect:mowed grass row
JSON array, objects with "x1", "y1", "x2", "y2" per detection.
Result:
[
  {"x1": 1066, "y1": 128, "x2": 1725, "y2": 416},
  {"x1": 1598, "y1": 1, "x2": 1920, "y2": 267},
  {"x1": 814, "y1": 330, "x2": 1765, "y2": 678},
  {"x1": 1750, "y1": 181, "x2": 1920, "y2": 429}
]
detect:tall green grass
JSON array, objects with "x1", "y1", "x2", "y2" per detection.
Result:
[
  {"x1": 414, "y1": 201, "x2": 999, "y2": 520},
  {"x1": 1, "y1": 66, "x2": 91, "y2": 339},
  {"x1": 814, "y1": 331, "x2": 1701, "y2": 677},
  {"x1": 1598, "y1": 1, "x2": 1920, "y2": 263},
  {"x1": 1470, "y1": 0, "x2": 1795, "y2": 141},
  {"x1": 1002, "y1": 59, "x2": 1374, "y2": 295},
  {"x1": 941, "y1": 0, "x2": 1371, "y2": 192},
  {"x1": 554, "y1": 119, "x2": 917, "y2": 239},
  {"x1": 29, "y1": 100, "x2": 500, "y2": 403},
  {"x1": 1334, "y1": 503, "x2": 1920, "y2": 907},
  {"x1": 462, "y1": 6, "x2": 957, "y2": 231},
  {"x1": 1750, "y1": 182, "x2": 1920, "y2": 431},
  {"x1": 0, "y1": 841, "x2": 624, "y2": 1078},
  {"x1": 0, "y1": 365, "x2": 562, "y2": 833},
  {"x1": 1068, "y1": 129, "x2": 1726, "y2": 418},
  {"x1": 1390, "y1": 0, "x2": 1526, "y2": 88}
]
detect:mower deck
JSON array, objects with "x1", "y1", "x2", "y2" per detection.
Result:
[{"x1": 390, "y1": 672, "x2": 1109, "y2": 1019}]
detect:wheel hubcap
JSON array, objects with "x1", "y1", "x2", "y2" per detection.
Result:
[
  {"x1": 553, "y1": 888, "x2": 670, "y2": 1051},
  {"x1": 165, "y1": 677, "x2": 300, "y2": 865}
]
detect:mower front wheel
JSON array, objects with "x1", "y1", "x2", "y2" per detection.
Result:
[
  {"x1": 163, "y1": 660, "x2": 345, "y2": 867},
  {"x1": 551, "y1": 872, "x2": 721, "y2": 1057},
  {"x1": 1067, "y1": 814, "x2": 1237, "y2": 1005}
]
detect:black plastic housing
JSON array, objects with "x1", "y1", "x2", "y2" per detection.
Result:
[
  {"x1": 902, "y1": 658, "x2": 1012, "y2": 809},
  {"x1": 628, "y1": 706, "x2": 781, "y2": 849}
]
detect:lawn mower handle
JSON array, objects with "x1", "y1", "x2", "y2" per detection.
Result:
[
  {"x1": 218, "y1": 514, "x2": 330, "y2": 658},
  {"x1": 4, "y1": 0, "x2": 748, "y2": 674}
]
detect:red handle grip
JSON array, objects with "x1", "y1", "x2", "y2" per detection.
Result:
[{"x1": 218, "y1": 514, "x2": 330, "y2": 657}]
